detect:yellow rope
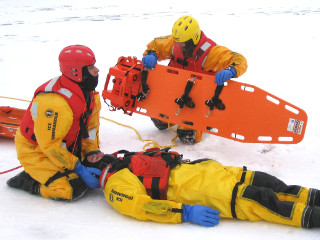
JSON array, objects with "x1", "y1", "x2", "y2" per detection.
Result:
[
  {"x1": 0, "y1": 96, "x2": 30, "y2": 103},
  {"x1": 1, "y1": 95, "x2": 177, "y2": 151},
  {"x1": 100, "y1": 116, "x2": 177, "y2": 150}
]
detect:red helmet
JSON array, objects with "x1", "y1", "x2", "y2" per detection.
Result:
[{"x1": 59, "y1": 45, "x2": 96, "y2": 82}]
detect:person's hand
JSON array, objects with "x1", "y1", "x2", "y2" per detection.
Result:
[
  {"x1": 215, "y1": 67, "x2": 237, "y2": 85},
  {"x1": 86, "y1": 151, "x2": 104, "y2": 163},
  {"x1": 75, "y1": 162, "x2": 101, "y2": 188},
  {"x1": 183, "y1": 204, "x2": 221, "y2": 227},
  {"x1": 142, "y1": 52, "x2": 158, "y2": 69}
]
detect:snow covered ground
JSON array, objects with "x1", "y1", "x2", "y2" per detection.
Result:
[{"x1": 1, "y1": 0, "x2": 320, "y2": 239}]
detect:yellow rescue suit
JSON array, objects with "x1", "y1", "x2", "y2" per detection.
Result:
[
  {"x1": 15, "y1": 92, "x2": 101, "y2": 200},
  {"x1": 144, "y1": 35, "x2": 247, "y2": 77},
  {"x1": 103, "y1": 160, "x2": 316, "y2": 228}
]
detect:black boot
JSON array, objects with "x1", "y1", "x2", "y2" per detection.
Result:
[
  {"x1": 7, "y1": 171, "x2": 40, "y2": 195},
  {"x1": 311, "y1": 206, "x2": 320, "y2": 228},
  {"x1": 302, "y1": 206, "x2": 320, "y2": 228},
  {"x1": 307, "y1": 188, "x2": 320, "y2": 207},
  {"x1": 177, "y1": 128, "x2": 196, "y2": 144},
  {"x1": 150, "y1": 117, "x2": 169, "y2": 130}
]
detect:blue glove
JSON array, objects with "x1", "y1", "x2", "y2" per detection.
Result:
[
  {"x1": 215, "y1": 66, "x2": 237, "y2": 85},
  {"x1": 183, "y1": 204, "x2": 221, "y2": 227},
  {"x1": 142, "y1": 52, "x2": 158, "y2": 69},
  {"x1": 75, "y1": 162, "x2": 101, "y2": 189}
]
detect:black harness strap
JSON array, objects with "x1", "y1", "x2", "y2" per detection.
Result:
[
  {"x1": 31, "y1": 134, "x2": 37, "y2": 142},
  {"x1": 160, "y1": 152, "x2": 181, "y2": 168},
  {"x1": 109, "y1": 157, "x2": 131, "y2": 173},
  {"x1": 175, "y1": 76, "x2": 196, "y2": 113},
  {"x1": 137, "y1": 69, "x2": 149, "y2": 101},
  {"x1": 73, "y1": 95, "x2": 93, "y2": 158},
  {"x1": 176, "y1": 57, "x2": 189, "y2": 67},
  {"x1": 240, "y1": 166, "x2": 247, "y2": 183},
  {"x1": 25, "y1": 127, "x2": 37, "y2": 142},
  {"x1": 171, "y1": 208, "x2": 183, "y2": 213},
  {"x1": 231, "y1": 182, "x2": 243, "y2": 219},
  {"x1": 80, "y1": 115, "x2": 89, "y2": 139},
  {"x1": 205, "y1": 85, "x2": 225, "y2": 117},
  {"x1": 195, "y1": 48, "x2": 205, "y2": 60},
  {"x1": 44, "y1": 169, "x2": 74, "y2": 187},
  {"x1": 231, "y1": 166, "x2": 247, "y2": 219},
  {"x1": 140, "y1": 70, "x2": 149, "y2": 93},
  {"x1": 151, "y1": 177, "x2": 161, "y2": 200},
  {"x1": 80, "y1": 96, "x2": 93, "y2": 139},
  {"x1": 120, "y1": 64, "x2": 143, "y2": 74}
]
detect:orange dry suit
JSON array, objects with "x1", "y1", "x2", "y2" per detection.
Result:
[
  {"x1": 102, "y1": 157, "x2": 319, "y2": 228},
  {"x1": 143, "y1": 32, "x2": 248, "y2": 142},
  {"x1": 15, "y1": 75, "x2": 101, "y2": 200}
]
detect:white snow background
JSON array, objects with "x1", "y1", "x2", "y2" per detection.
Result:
[{"x1": 1, "y1": 0, "x2": 320, "y2": 239}]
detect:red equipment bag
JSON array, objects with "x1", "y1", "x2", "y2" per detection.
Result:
[
  {"x1": 114, "y1": 148, "x2": 182, "y2": 200},
  {"x1": 102, "y1": 56, "x2": 143, "y2": 115}
]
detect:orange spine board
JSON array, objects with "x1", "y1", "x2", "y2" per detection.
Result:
[{"x1": 103, "y1": 57, "x2": 308, "y2": 144}]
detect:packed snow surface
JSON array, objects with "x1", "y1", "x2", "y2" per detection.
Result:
[{"x1": 1, "y1": 0, "x2": 320, "y2": 239}]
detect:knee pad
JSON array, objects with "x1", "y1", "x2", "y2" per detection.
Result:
[
  {"x1": 177, "y1": 126, "x2": 203, "y2": 144},
  {"x1": 150, "y1": 117, "x2": 169, "y2": 130},
  {"x1": 40, "y1": 174, "x2": 88, "y2": 201},
  {"x1": 68, "y1": 177, "x2": 88, "y2": 201}
]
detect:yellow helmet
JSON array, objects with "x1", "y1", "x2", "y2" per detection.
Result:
[{"x1": 172, "y1": 16, "x2": 201, "y2": 45}]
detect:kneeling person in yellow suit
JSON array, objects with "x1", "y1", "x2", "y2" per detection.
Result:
[
  {"x1": 95, "y1": 153, "x2": 320, "y2": 228},
  {"x1": 7, "y1": 45, "x2": 104, "y2": 201}
]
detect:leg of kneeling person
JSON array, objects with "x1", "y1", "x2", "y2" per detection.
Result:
[{"x1": 40, "y1": 173, "x2": 88, "y2": 201}]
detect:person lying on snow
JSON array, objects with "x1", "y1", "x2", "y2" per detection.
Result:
[
  {"x1": 87, "y1": 148, "x2": 320, "y2": 229},
  {"x1": 7, "y1": 45, "x2": 103, "y2": 201}
]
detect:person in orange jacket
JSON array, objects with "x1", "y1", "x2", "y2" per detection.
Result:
[
  {"x1": 142, "y1": 15, "x2": 247, "y2": 144},
  {"x1": 7, "y1": 45, "x2": 103, "y2": 201}
]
